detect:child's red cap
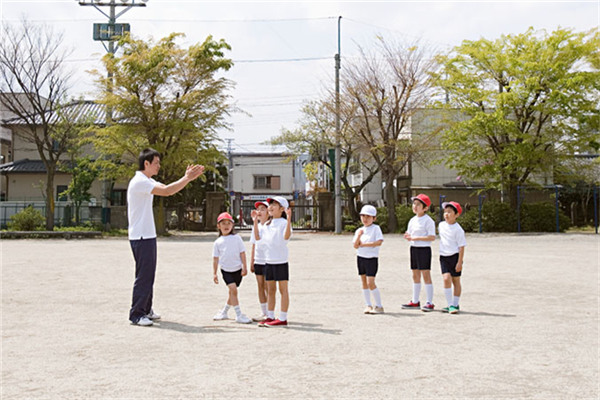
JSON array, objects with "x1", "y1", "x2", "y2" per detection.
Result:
[
  {"x1": 442, "y1": 201, "x2": 463, "y2": 216},
  {"x1": 254, "y1": 201, "x2": 269, "y2": 209},
  {"x1": 217, "y1": 212, "x2": 234, "y2": 223},
  {"x1": 411, "y1": 194, "x2": 431, "y2": 208}
]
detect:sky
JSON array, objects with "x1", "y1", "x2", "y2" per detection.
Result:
[{"x1": 1, "y1": 0, "x2": 598, "y2": 152}]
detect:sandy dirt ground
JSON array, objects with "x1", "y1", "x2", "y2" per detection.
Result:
[{"x1": 1, "y1": 232, "x2": 599, "y2": 399}]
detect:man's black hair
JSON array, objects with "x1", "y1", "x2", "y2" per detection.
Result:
[{"x1": 138, "y1": 148, "x2": 161, "y2": 171}]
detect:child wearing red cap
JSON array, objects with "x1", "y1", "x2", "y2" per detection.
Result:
[
  {"x1": 402, "y1": 194, "x2": 436, "y2": 312},
  {"x1": 212, "y1": 212, "x2": 252, "y2": 324},
  {"x1": 249, "y1": 201, "x2": 270, "y2": 321},
  {"x1": 439, "y1": 201, "x2": 467, "y2": 314}
]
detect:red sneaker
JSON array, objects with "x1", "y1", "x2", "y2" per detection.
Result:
[
  {"x1": 401, "y1": 301, "x2": 420, "y2": 309},
  {"x1": 265, "y1": 319, "x2": 288, "y2": 327},
  {"x1": 258, "y1": 318, "x2": 274, "y2": 327},
  {"x1": 421, "y1": 302, "x2": 435, "y2": 312}
]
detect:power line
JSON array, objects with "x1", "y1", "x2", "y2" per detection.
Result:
[{"x1": 3, "y1": 16, "x2": 338, "y2": 23}]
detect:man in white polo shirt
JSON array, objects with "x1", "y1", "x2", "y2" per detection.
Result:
[{"x1": 128, "y1": 148, "x2": 204, "y2": 326}]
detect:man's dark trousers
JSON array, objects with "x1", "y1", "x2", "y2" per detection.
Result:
[{"x1": 129, "y1": 238, "x2": 157, "y2": 323}]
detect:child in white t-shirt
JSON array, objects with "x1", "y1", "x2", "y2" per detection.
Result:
[
  {"x1": 352, "y1": 205, "x2": 385, "y2": 314},
  {"x1": 212, "y1": 212, "x2": 251, "y2": 324},
  {"x1": 252, "y1": 196, "x2": 292, "y2": 327},
  {"x1": 402, "y1": 194, "x2": 436, "y2": 312},
  {"x1": 439, "y1": 201, "x2": 467, "y2": 314},
  {"x1": 249, "y1": 201, "x2": 270, "y2": 322}
]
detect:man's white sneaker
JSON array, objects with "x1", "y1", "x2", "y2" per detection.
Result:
[
  {"x1": 213, "y1": 311, "x2": 229, "y2": 320},
  {"x1": 147, "y1": 309, "x2": 161, "y2": 320},
  {"x1": 132, "y1": 316, "x2": 153, "y2": 326},
  {"x1": 235, "y1": 314, "x2": 252, "y2": 324}
]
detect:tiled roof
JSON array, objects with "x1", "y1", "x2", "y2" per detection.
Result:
[
  {"x1": 0, "y1": 159, "x2": 72, "y2": 173},
  {"x1": 1, "y1": 100, "x2": 122, "y2": 125}
]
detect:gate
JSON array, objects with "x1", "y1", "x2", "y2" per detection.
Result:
[{"x1": 238, "y1": 201, "x2": 320, "y2": 231}]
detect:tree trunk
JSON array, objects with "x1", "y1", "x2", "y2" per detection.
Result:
[
  {"x1": 75, "y1": 202, "x2": 81, "y2": 226},
  {"x1": 45, "y1": 170, "x2": 55, "y2": 230},
  {"x1": 155, "y1": 196, "x2": 166, "y2": 235},
  {"x1": 342, "y1": 183, "x2": 359, "y2": 223},
  {"x1": 507, "y1": 182, "x2": 518, "y2": 210},
  {"x1": 385, "y1": 172, "x2": 398, "y2": 232}
]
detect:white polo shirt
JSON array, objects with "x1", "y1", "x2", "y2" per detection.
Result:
[
  {"x1": 127, "y1": 171, "x2": 160, "y2": 240},
  {"x1": 261, "y1": 218, "x2": 292, "y2": 264},
  {"x1": 407, "y1": 214, "x2": 436, "y2": 247},
  {"x1": 212, "y1": 234, "x2": 246, "y2": 272},
  {"x1": 250, "y1": 223, "x2": 267, "y2": 264},
  {"x1": 352, "y1": 224, "x2": 384, "y2": 258},
  {"x1": 438, "y1": 221, "x2": 467, "y2": 256}
]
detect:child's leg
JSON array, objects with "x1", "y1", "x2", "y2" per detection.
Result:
[
  {"x1": 421, "y1": 270, "x2": 434, "y2": 304},
  {"x1": 266, "y1": 280, "x2": 277, "y2": 318},
  {"x1": 278, "y1": 281, "x2": 289, "y2": 313},
  {"x1": 367, "y1": 276, "x2": 382, "y2": 308},
  {"x1": 411, "y1": 270, "x2": 422, "y2": 303},
  {"x1": 256, "y1": 274, "x2": 267, "y2": 304},
  {"x1": 443, "y1": 273, "x2": 453, "y2": 307},
  {"x1": 360, "y1": 274, "x2": 368, "y2": 290},
  {"x1": 360, "y1": 275, "x2": 371, "y2": 306},
  {"x1": 228, "y1": 283, "x2": 239, "y2": 307},
  {"x1": 452, "y1": 276, "x2": 462, "y2": 306}
]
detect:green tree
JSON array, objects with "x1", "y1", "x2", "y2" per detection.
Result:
[
  {"x1": 434, "y1": 28, "x2": 600, "y2": 209},
  {"x1": 90, "y1": 33, "x2": 233, "y2": 231},
  {"x1": 60, "y1": 156, "x2": 99, "y2": 226}
]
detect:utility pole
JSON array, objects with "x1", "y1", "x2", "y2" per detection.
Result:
[
  {"x1": 334, "y1": 16, "x2": 342, "y2": 234},
  {"x1": 78, "y1": 0, "x2": 148, "y2": 229},
  {"x1": 226, "y1": 138, "x2": 234, "y2": 215}
]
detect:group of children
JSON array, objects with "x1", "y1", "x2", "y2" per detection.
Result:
[
  {"x1": 211, "y1": 196, "x2": 292, "y2": 327},
  {"x1": 354, "y1": 193, "x2": 466, "y2": 315},
  {"x1": 210, "y1": 193, "x2": 466, "y2": 327}
]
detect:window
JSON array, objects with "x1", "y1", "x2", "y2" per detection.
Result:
[
  {"x1": 111, "y1": 189, "x2": 127, "y2": 206},
  {"x1": 56, "y1": 185, "x2": 68, "y2": 201},
  {"x1": 253, "y1": 175, "x2": 280, "y2": 190}
]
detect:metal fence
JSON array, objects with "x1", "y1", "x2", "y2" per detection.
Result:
[
  {"x1": 238, "y1": 203, "x2": 321, "y2": 231},
  {"x1": 0, "y1": 201, "x2": 99, "y2": 229}
]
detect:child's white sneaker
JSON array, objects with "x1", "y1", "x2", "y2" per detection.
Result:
[
  {"x1": 252, "y1": 313, "x2": 268, "y2": 322},
  {"x1": 235, "y1": 314, "x2": 252, "y2": 324},
  {"x1": 213, "y1": 311, "x2": 229, "y2": 320},
  {"x1": 363, "y1": 306, "x2": 373, "y2": 314}
]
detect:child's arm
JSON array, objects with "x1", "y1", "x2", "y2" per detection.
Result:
[
  {"x1": 213, "y1": 257, "x2": 219, "y2": 284},
  {"x1": 360, "y1": 239, "x2": 383, "y2": 248},
  {"x1": 250, "y1": 244, "x2": 256, "y2": 273},
  {"x1": 240, "y1": 251, "x2": 248, "y2": 276},
  {"x1": 283, "y1": 208, "x2": 292, "y2": 240},
  {"x1": 251, "y1": 210, "x2": 261, "y2": 241},
  {"x1": 409, "y1": 235, "x2": 436, "y2": 242},
  {"x1": 456, "y1": 246, "x2": 465, "y2": 272},
  {"x1": 353, "y1": 229, "x2": 364, "y2": 249}
]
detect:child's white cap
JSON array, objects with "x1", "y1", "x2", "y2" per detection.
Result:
[
  {"x1": 267, "y1": 196, "x2": 289, "y2": 209},
  {"x1": 359, "y1": 205, "x2": 377, "y2": 217}
]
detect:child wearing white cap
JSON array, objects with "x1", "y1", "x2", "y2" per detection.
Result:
[
  {"x1": 249, "y1": 201, "x2": 270, "y2": 321},
  {"x1": 352, "y1": 205, "x2": 385, "y2": 314},
  {"x1": 252, "y1": 196, "x2": 293, "y2": 327}
]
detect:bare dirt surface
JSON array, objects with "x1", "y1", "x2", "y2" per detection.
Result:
[{"x1": 2, "y1": 232, "x2": 598, "y2": 399}]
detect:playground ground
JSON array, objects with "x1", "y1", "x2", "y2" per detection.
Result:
[{"x1": 2, "y1": 232, "x2": 598, "y2": 399}]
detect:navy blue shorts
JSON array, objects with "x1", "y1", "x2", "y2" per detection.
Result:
[
  {"x1": 221, "y1": 269, "x2": 243, "y2": 287},
  {"x1": 357, "y1": 256, "x2": 378, "y2": 277},
  {"x1": 254, "y1": 263, "x2": 266, "y2": 276},
  {"x1": 440, "y1": 254, "x2": 462, "y2": 277},
  {"x1": 265, "y1": 263, "x2": 289, "y2": 281},
  {"x1": 410, "y1": 246, "x2": 432, "y2": 270}
]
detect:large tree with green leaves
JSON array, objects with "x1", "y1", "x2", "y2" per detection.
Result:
[
  {"x1": 91, "y1": 33, "x2": 232, "y2": 229},
  {"x1": 434, "y1": 27, "x2": 600, "y2": 209},
  {"x1": 271, "y1": 98, "x2": 380, "y2": 222}
]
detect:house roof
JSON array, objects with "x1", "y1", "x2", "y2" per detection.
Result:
[
  {"x1": 1, "y1": 100, "x2": 117, "y2": 126},
  {"x1": 0, "y1": 159, "x2": 72, "y2": 174}
]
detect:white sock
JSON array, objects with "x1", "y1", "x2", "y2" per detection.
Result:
[
  {"x1": 260, "y1": 303, "x2": 267, "y2": 315},
  {"x1": 425, "y1": 284, "x2": 434, "y2": 304},
  {"x1": 267, "y1": 310, "x2": 275, "y2": 319},
  {"x1": 371, "y1": 288, "x2": 382, "y2": 308},
  {"x1": 363, "y1": 289, "x2": 372, "y2": 306},
  {"x1": 453, "y1": 296, "x2": 460, "y2": 307},
  {"x1": 412, "y1": 283, "x2": 421, "y2": 303},
  {"x1": 222, "y1": 304, "x2": 230, "y2": 314},
  {"x1": 234, "y1": 305, "x2": 242, "y2": 317},
  {"x1": 444, "y1": 288, "x2": 453, "y2": 307},
  {"x1": 279, "y1": 311, "x2": 288, "y2": 322}
]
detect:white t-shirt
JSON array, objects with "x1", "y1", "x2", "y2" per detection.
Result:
[
  {"x1": 212, "y1": 234, "x2": 246, "y2": 272},
  {"x1": 261, "y1": 218, "x2": 292, "y2": 264},
  {"x1": 127, "y1": 171, "x2": 160, "y2": 240},
  {"x1": 250, "y1": 223, "x2": 267, "y2": 264},
  {"x1": 438, "y1": 221, "x2": 467, "y2": 256},
  {"x1": 352, "y1": 224, "x2": 384, "y2": 258},
  {"x1": 407, "y1": 214, "x2": 436, "y2": 247}
]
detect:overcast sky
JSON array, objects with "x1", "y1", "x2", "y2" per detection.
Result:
[{"x1": 1, "y1": 1, "x2": 598, "y2": 151}]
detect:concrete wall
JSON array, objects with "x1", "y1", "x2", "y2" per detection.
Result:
[
  {"x1": 231, "y1": 154, "x2": 295, "y2": 195},
  {"x1": 4, "y1": 172, "x2": 103, "y2": 202}
]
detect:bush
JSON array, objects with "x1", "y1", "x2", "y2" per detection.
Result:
[
  {"x1": 376, "y1": 205, "x2": 437, "y2": 233},
  {"x1": 8, "y1": 206, "x2": 45, "y2": 231},
  {"x1": 480, "y1": 201, "x2": 517, "y2": 232},
  {"x1": 520, "y1": 202, "x2": 571, "y2": 232},
  {"x1": 344, "y1": 224, "x2": 358, "y2": 233},
  {"x1": 458, "y1": 208, "x2": 480, "y2": 233},
  {"x1": 376, "y1": 207, "x2": 389, "y2": 233}
]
